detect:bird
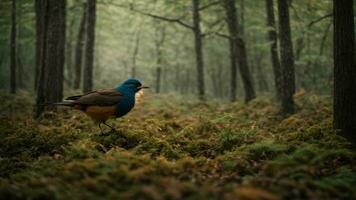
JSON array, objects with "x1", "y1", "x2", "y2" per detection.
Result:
[{"x1": 55, "y1": 79, "x2": 149, "y2": 134}]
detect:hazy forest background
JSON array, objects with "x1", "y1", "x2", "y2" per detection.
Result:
[{"x1": 0, "y1": 0, "x2": 356, "y2": 199}]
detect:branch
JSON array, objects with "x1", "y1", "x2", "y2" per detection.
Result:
[
  {"x1": 134, "y1": 9, "x2": 193, "y2": 30},
  {"x1": 201, "y1": 18, "x2": 226, "y2": 38},
  {"x1": 308, "y1": 13, "x2": 332, "y2": 27},
  {"x1": 111, "y1": 2, "x2": 194, "y2": 30},
  {"x1": 199, "y1": 1, "x2": 221, "y2": 11},
  {"x1": 215, "y1": 32, "x2": 230, "y2": 39}
]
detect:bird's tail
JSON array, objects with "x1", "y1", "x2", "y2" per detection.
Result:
[
  {"x1": 53, "y1": 100, "x2": 76, "y2": 107},
  {"x1": 37, "y1": 100, "x2": 75, "y2": 107}
]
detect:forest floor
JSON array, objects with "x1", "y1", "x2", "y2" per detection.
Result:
[{"x1": 0, "y1": 91, "x2": 355, "y2": 200}]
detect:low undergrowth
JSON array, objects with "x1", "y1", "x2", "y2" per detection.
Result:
[{"x1": 0, "y1": 91, "x2": 355, "y2": 200}]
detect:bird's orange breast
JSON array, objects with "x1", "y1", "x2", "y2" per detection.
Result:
[{"x1": 79, "y1": 105, "x2": 116, "y2": 122}]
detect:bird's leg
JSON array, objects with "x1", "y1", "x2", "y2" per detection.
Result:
[
  {"x1": 103, "y1": 121, "x2": 117, "y2": 132},
  {"x1": 98, "y1": 122, "x2": 105, "y2": 136}
]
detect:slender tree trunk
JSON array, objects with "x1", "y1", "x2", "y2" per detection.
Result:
[
  {"x1": 95, "y1": 42, "x2": 101, "y2": 79},
  {"x1": 131, "y1": 33, "x2": 140, "y2": 78},
  {"x1": 17, "y1": 54, "x2": 24, "y2": 89},
  {"x1": 256, "y1": 62, "x2": 269, "y2": 92},
  {"x1": 83, "y1": 0, "x2": 96, "y2": 93},
  {"x1": 162, "y1": 65, "x2": 168, "y2": 92},
  {"x1": 239, "y1": 0, "x2": 244, "y2": 36},
  {"x1": 228, "y1": 36, "x2": 237, "y2": 101},
  {"x1": 154, "y1": 24, "x2": 165, "y2": 93},
  {"x1": 277, "y1": 0, "x2": 296, "y2": 115},
  {"x1": 17, "y1": 2, "x2": 24, "y2": 89},
  {"x1": 333, "y1": 0, "x2": 356, "y2": 145},
  {"x1": 0, "y1": 54, "x2": 4, "y2": 74},
  {"x1": 319, "y1": 21, "x2": 332, "y2": 56},
  {"x1": 74, "y1": 3, "x2": 87, "y2": 89},
  {"x1": 34, "y1": 0, "x2": 45, "y2": 91},
  {"x1": 10, "y1": 0, "x2": 16, "y2": 94},
  {"x1": 35, "y1": 0, "x2": 66, "y2": 118},
  {"x1": 156, "y1": 67, "x2": 161, "y2": 93},
  {"x1": 223, "y1": 0, "x2": 237, "y2": 101},
  {"x1": 223, "y1": 0, "x2": 255, "y2": 103},
  {"x1": 192, "y1": 0, "x2": 205, "y2": 100},
  {"x1": 174, "y1": 64, "x2": 180, "y2": 91},
  {"x1": 265, "y1": 0, "x2": 282, "y2": 99},
  {"x1": 185, "y1": 68, "x2": 191, "y2": 94},
  {"x1": 65, "y1": 18, "x2": 75, "y2": 88},
  {"x1": 236, "y1": 40, "x2": 256, "y2": 103}
]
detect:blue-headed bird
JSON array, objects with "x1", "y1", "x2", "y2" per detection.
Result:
[{"x1": 56, "y1": 79, "x2": 148, "y2": 134}]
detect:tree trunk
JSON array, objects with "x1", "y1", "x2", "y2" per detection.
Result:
[
  {"x1": 239, "y1": 0, "x2": 245, "y2": 36},
  {"x1": 34, "y1": 0, "x2": 45, "y2": 91},
  {"x1": 192, "y1": 0, "x2": 205, "y2": 100},
  {"x1": 83, "y1": 0, "x2": 96, "y2": 93},
  {"x1": 35, "y1": 0, "x2": 47, "y2": 116},
  {"x1": 10, "y1": 0, "x2": 16, "y2": 94},
  {"x1": 228, "y1": 36, "x2": 237, "y2": 101},
  {"x1": 333, "y1": 0, "x2": 356, "y2": 145},
  {"x1": 256, "y1": 62, "x2": 269, "y2": 93},
  {"x1": 223, "y1": 0, "x2": 255, "y2": 103},
  {"x1": 35, "y1": 0, "x2": 66, "y2": 118},
  {"x1": 154, "y1": 24, "x2": 165, "y2": 93},
  {"x1": 74, "y1": 3, "x2": 87, "y2": 89},
  {"x1": 17, "y1": 54, "x2": 24, "y2": 89},
  {"x1": 236, "y1": 40, "x2": 256, "y2": 103},
  {"x1": 131, "y1": 33, "x2": 140, "y2": 78},
  {"x1": 277, "y1": 0, "x2": 296, "y2": 115},
  {"x1": 65, "y1": 18, "x2": 75, "y2": 88},
  {"x1": 156, "y1": 67, "x2": 162, "y2": 93},
  {"x1": 17, "y1": 2, "x2": 24, "y2": 90},
  {"x1": 265, "y1": 0, "x2": 282, "y2": 99}
]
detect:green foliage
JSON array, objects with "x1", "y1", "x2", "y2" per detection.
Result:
[
  {"x1": 0, "y1": 93, "x2": 355, "y2": 199},
  {"x1": 219, "y1": 129, "x2": 258, "y2": 152}
]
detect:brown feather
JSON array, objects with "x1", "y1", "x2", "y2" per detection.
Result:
[
  {"x1": 71, "y1": 88, "x2": 123, "y2": 106},
  {"x1": 84, "y1": 105, "x2": 116, "y2": 122}
]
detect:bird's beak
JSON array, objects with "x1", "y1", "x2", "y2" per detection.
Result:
[
  {"x1": 136, "y1": 85, "x2": 149, "y2": 92},
  {"x1": 137, "y1": 86, "x2": 149, "y2": 89}
]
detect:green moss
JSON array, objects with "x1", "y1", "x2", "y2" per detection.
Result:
[
  {"x1": 218, "y1": 129, "x2": 258, "y2": 152},
  {"x1": 0, "y1": 93, "x2": 354, "y2": 199},
  {"x1": 242, "y1": 141, "x2": 288, "y2": 161}
]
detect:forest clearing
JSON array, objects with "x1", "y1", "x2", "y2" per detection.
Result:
[
  {"x1": 0, "y1": 0, "x2": 356, "y2": 199},
  {"x1": 1, "y1": 92, "x2": 355, "y2": 199}
]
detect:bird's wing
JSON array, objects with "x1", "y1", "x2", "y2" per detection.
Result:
[{"x1": 68, "y1": 88, "x2": 123, "y2": 106}]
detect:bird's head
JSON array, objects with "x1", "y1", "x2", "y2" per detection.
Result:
[{"x1": 116, "y1": 78, "x2": 149, "y2": 94}]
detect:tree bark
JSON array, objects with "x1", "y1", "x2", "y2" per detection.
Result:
[
  {"x1": 10, "y1": 0, "x2": 16, "y2": 94},
  {"x1": 17, "y1": 54, "x2": 24, "y2": 89},
  {"x1": 34, "y1": 0, "x2": 45, "y2": 91},
  {"x1": 256, "y1": 62, "x2": 269, "y2": 93},
  {"x1": 192, "y1": 0, "x2": 205, "y2": 100},
  {"x1": 236, "y1": 39, "x2": 256, "y2": 103},
  {"x1": 35, "y1": 0, "x2": 47, "y2": 116},
  {"x1": 83, "y1": 0, "x2": 96, "y2": 93},
  {"x1": 239, "y1": 0, "x2": 245, "y2": 36},
  {"x1": 265, "y1": 0, "x2": 282, "y2": 99},
  {"x1": 277, "y1": 0, "x2": 296, "y2": 115},
  {"x1": 223, "y1": 0, "x2": 255, "y2": 103},
  {"x1": 65, "y1": 18, "x2": 75, "y2": 88},
  {"x1": 35, "y1": 0, "x2": 66, "y2": 118},
  {"x1": 154, "y1": 24, "x2": 165, "y2": 93},
  {"x1": 333, "y1": 0, "x2": 356, "y2": 145},
  {"x1": 16, "y1": 2, "x2": 25, "y2": 90},
  {"x1": 74, "y1": 3, "x2": 87, "y2": 89},
  {"x1": 131, "y1": 33, "x2": 140, "y2": 78}
]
